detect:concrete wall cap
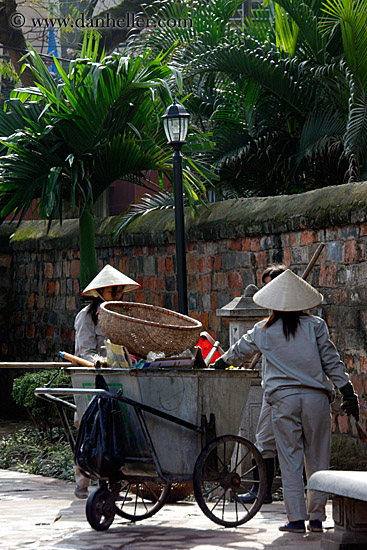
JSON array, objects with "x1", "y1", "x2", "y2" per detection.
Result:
[
  {"x1": 307, "y1": 470, "x2": 367, "y2": 502},
  {"x1": 5, "y1": 180, "x2": 367, "y2": 249}
]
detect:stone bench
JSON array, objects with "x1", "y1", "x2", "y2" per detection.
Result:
[{"x1": 307, "y1": 470, "x2": 367, "y2": 549}]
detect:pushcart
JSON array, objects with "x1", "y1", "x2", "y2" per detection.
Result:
[{"x1": 35, "y1": 365, "x2": 266, "y2": 531}]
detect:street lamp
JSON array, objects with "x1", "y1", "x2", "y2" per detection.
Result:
[{"x1": 162, "y1": 101, "x2": 190, "y2": 315}]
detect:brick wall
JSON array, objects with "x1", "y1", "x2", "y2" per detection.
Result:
[
  {"x1": 1, "y1": 181, "x2": 367, "y2": 444},
  {"x1": 0, "y1": 224, "x2": 16, "y2": 415},
  {"x1": 0, "y1": 225, "x2": 13, "y2": 358}
]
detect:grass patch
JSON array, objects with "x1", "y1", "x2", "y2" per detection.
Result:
[{"x1": 0, "y1": 427, "x2": 75, "y2": 481}]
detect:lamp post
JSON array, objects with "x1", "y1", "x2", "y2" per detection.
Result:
[{"x1": 162, "y1": 101, "x2": 190, "y2": 315}]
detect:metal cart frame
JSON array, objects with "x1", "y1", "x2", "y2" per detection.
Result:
[{"x1": 35, "y1": 371, "x2": 266, "y2": 531}]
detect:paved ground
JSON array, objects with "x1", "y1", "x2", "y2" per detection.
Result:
[{"x1": 0, "y1": 469, "x2": 334, "y2": 550}]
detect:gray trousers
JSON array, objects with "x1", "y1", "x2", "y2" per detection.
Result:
[
  {"x1": 74, "y1": 412, "x2": 91, "y2": 489},
  {"x1": 255, "y1": 394, "x2": 277, "y2": 459},
  {"x1": 271, "y1": 391, "x2": 330, "y2": 522},
  {"x1": 76, "y1": 466, "x2": 91, "y2": 488}
]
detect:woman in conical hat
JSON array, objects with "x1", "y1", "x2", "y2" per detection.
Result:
[
  {"x1": 73, "y1": 264, "x2": 140, "y2": 499},
  {"x1": 240, "y1": 264, "x2": 286, "y2": 507},
  {"x1": 75, "y1": 265, "x2": 140, "y2": 362},
  {"x1": 214, "y1": 269, "x2": 359, "y2": 534}
]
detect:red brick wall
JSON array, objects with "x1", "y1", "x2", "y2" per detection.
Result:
[{"x1": 2, "y1": 181, "x2": 367, "y2": 440}]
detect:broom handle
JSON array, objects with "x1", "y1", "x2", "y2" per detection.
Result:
[
  {"x1": 247, "y1": 243, "x2": 325, "y2": 369},
  {"x1": 205, "y1": 341, "x2": 221, "y2": 366},
  {"x1": 59, "y1": 351, "x2": 95, "y2": 368},
  {"x1": 301, "y1": 242, "x2": 326, "y2": 280}
]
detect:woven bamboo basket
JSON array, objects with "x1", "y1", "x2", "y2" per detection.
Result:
[{"x1": 99, "y1": 302, "x2": 203, "y2": 358}]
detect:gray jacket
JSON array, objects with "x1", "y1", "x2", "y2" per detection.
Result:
[
  {"x1": 221, "y1": 315, "x2": 350, "y2": 405},
  {"x1": 74, "y1": 305, "x2": 106, "y2": 363}
]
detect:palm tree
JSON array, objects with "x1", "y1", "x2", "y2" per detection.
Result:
[
  {"x1": 188, "y1": 0, "x2": 367, "y2": 188},
  {"x1": 0, "y1": 35, "x2": 211, "y2": 287},
  {"x1": 135, "y1": 0, "x2": 367, "y2": 194},
  {"x1": 319, "y1": 0, "x2": 367, "y2": 177}
]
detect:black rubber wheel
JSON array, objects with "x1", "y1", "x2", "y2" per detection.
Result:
[
  {"x1": 193, "y1": 434, "x2": 266, "y2": 527},
  {"x1": 86, "y1": 486, "x2": 115, "y2": 531},
  {"x1": 114, "y1": 480, "x2": 171, "y2": 521}
]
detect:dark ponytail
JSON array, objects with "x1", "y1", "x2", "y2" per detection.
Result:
[
  {"x1": 87, "y1": 297, "x2": 102, "y2": 326},
  {"x1": 263, "y1": 310, "x2": 308, "y2": 340},
  {"x1": 86, "y1": 286, "x2": 125, "y2": 325}
]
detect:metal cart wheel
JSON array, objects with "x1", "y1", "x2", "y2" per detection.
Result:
[
  {"x1": 193, "y1": 434, "x2": 266, "y2": 527},
  {"x1": 114, "y1": 480, "x2": 172, "y2": 521},
  {"x1": 86, "y1": 486, "x2": 116, "y2": 531}
]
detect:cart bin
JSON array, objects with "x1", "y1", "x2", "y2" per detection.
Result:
[{"x1": 67, "y1": 367, "x2": 257, "y2": 476}]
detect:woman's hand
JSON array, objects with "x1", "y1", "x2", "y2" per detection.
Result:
[{"x1": 340, "y1": 383, "x2": 360, "y2": 419}]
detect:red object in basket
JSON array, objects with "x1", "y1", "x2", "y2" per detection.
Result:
[{"x1": 195, "y1": 335, "x2": 222, "y2": 364}]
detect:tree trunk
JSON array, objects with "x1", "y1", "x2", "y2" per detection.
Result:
[
  {"x1": 79, "y1": 207, "x2": 98, "y2": 289},
  {"x1": 0, "y1": 0, "x2": 35, "y2": 86},
  {"x1": 0, "y1": 0, "x2": 165, "y2": 83}
]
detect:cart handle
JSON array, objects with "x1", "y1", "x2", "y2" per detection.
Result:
[
  {"x1": 35, "y1": 392, "x2": 77, "y2": 412},
  {"x1": 34, "y1": 387, "x2": 202, "y2": 434}
]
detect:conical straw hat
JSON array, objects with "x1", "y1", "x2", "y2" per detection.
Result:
[
  {"x1": 82, "y1": 265, "x2": 140, "y2": 297},
  {"x1": 253, "y1": 269, "x2": 323, "y2": 311}
]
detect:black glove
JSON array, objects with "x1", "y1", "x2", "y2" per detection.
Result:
[
  {"x1": 213, "y1": 357, "x2": 228, "y2": 370},
  {"x1": 340, "y1": 383, "x2": 359, "y2": 419}
]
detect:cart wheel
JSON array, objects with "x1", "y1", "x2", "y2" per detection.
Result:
[
  {"x1": 86, "y1": 486, "x2": 115, "y2": 531},
  {"x1": 193, "y1": 434, "x2": 266, "y2": 527},
  {"x1": 114, "y1": 481, "x2": 171, "y2": 521}
]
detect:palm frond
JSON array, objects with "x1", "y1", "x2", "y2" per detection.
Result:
[
  {"x1": 0, "y1": 33, "x2": 215, "y2": 227},
  {"x1": 274, "y1": 0, "x2": 327, "y2": 61},
  {"x1": 111, "y1": 190, "x2": 175, "y2": 239},
  {"x1": 186, "y1": 40, "x2": 316, "y2": 115},
  {"x1": 297, "y1": 108, "x2": 346, "y2": 164},
  {"x1": 320, "y1": 0, "x2": 367, "y2": 89},
  {"x1": 134, "y1": 0, "x2": 242, "y2": 63},
  {"x1": 274, "y1": 2, "x2": 299, "y2": 56},
  {"x1": 241, "y1": 2, "x2": 275, "y2": 44},
  {"x1": 345, "y1": 81, "x2": 367, "y2": 166}
]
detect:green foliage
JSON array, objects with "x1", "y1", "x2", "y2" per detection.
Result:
[
  {"x1": 0, "y1": 427, "x2": 75, "y2": 481},
  {"x1": 0, "y1": 34, "x2": 212, "y2": 221},
  {"x1": 12, "y1": 370, "x2": 72, "y2": 439},
  {"x1": 0, "y1": 59, "x2": 20, "y2": 85},
  {"x1": 0, "y1": 33, "x2": 214, "y2": 286},
  {"x1": 321, "y1": 0, "x2": 367, "y2": 89},
  {"x1": 136, "y1": 0, "x2": 367, "y2": 195},
  {"x1": 133, "y1": 0, "x2": 243, "y2": 61}
]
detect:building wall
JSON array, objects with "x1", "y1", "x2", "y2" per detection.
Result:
[{"x1": 1, "y1": 181, "x2": 367, "y2": 445}]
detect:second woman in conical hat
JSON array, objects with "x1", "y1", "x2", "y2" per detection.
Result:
[{"x1": 214, "y1": 269, "x2": 359, "y2": 534}]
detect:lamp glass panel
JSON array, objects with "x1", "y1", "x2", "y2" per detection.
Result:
[
  {"x1": 163, "y1": 118, "x2": 170, "y2": 142},
  {"x1": 170, "y1": 118, "x2": 181, "y2": 142},
  {"x1": 180, "y1": 118, "x2": 189, "y2": 142}
]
